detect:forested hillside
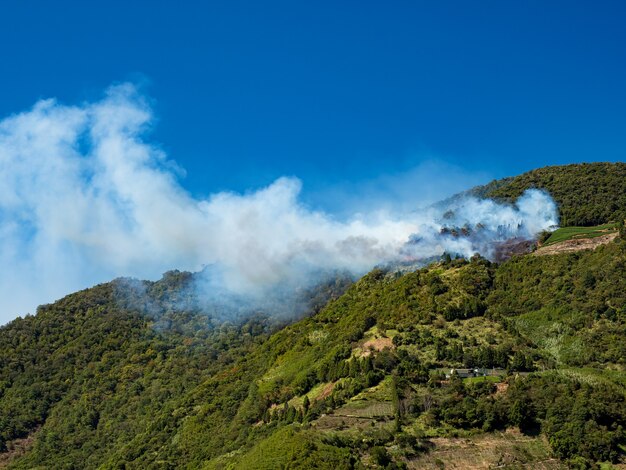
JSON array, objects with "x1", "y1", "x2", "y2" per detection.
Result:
[
  {"x1": 1, "y1": 163, "x2": 626, "y2": 469},
  {"x1": 0, "y1": 272, "x2": 351, "y2": 468},
  {"x1": 473, "y1": 162, "x2": 626, "y2": 226}
]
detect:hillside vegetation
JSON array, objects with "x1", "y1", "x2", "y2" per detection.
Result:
[
  {"x1": 473, "y1": 162, "x2": 626, "y2": 226},
  {"x1": 2, "y1": 239, "x2": 625, "y2": 469},
  {"x1": 1, "y1": 163, "x2": 626, "y2": 469}
]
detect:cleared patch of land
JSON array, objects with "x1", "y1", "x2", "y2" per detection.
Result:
[
  {"x1": 543, "y1": 224, "x2": 618, "y2": 246},
  {"x1": 353, "y1": 326, "x2": 396, "y2": 358},
  {"x1": 535, "y1": 223, "x2": 619, "y2": 256},
  {"x1": 288, "y1": 381, "x2": 336, "y2": 409},
  {"x1": 312, "y1": 400, "x2": 395, "y2": 431},
  {"x1": 0, "y1": 428, "x2": 39, "y2": 468},
  {"x1": 406, "y1": 429, "x2": 564, "y2": 470},
  {"x1": 535, "y1": 232, "x2": 618, "y2": 256},
  {"x1": 361, "y1": 336, "x2": 394, "y2": 355}
]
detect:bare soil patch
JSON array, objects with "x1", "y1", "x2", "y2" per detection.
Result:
[
  {"x1": 0, "y1": 428, "x2": 39, "y2": 468},
  {"x1": 495, "y1": 382, "x2": 509, "y2": 396},
  {"x1": 534, "y1": 232, "x2": 618, "y2": 256},
  {"x1": 317, "y1": 382, "x2": 335, "y2": 401},
  {"x1": 360, "y1": 337, "x2": 394, "y2": 357},
  {"x1": 407, "y1": 430, "x2": 563, "y2": 470}
]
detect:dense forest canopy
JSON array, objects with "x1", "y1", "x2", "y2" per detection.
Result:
[{"x1": 471, "y1": 162, "x2": 626, "y2": 226}]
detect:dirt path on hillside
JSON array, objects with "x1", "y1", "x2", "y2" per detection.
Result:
[{"x1": 534, "y1": 232, "x2": 618, "y2": 256}]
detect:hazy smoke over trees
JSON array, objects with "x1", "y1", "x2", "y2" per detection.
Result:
[{"x1": 0, "y1": 84, "x2": 558, "y2": 324}]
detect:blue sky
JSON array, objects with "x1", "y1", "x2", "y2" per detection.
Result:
[{"x1": 1, "y1": 0, "x2": 625, "y2": 207}]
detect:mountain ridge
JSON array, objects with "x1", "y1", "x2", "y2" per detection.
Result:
[{"x1": 1, "y1": 162, "x2": 626, "y2": 469}]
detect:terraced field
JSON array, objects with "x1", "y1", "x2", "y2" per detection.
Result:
[
  {"x1": 406, "y1": 430, "x2": 564, "y2": 470},
  {"x1": 543, "y1": 224, "x2": 618, "y2": 246}
]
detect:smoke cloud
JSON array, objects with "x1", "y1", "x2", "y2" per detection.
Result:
[{"x1": 0, "y1": 84, "x2": 558, "y2": 324}]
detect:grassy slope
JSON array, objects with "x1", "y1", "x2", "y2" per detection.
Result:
[{"x1": 544, "y1": 223, "x2": 618, "y2": 246}]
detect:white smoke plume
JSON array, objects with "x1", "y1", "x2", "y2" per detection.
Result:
[
  {"x1": 402, "y1": 190, "x2": 559, "y2": 262},
  {"x1": 0, "y1": 84, "x2": 558, "y2": 324}
]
